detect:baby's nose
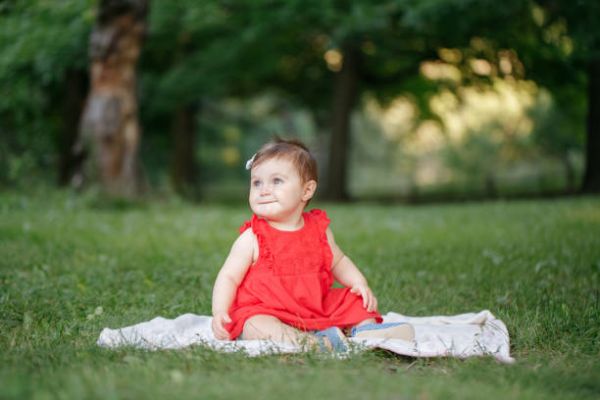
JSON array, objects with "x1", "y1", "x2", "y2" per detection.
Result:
[{"x1": 260, "y1": 184, "x2": 272, "y2": 195}]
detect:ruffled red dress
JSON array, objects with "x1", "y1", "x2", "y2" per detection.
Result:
[{"x1": 225, "y1": 209, "x2": 382, "y2": 340}]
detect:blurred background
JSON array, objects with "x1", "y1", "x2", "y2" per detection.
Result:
[{"x1": 1, "y1": 0, "x2": 599, "y2": 202}]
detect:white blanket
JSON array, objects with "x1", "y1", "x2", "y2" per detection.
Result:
[{"x1": 97, "y1": 310, "x2": 514, "y2": 363}]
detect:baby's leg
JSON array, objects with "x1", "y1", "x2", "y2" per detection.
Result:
[{"x1": 242, "y1": 315, "x2": 317, "y2": 347}]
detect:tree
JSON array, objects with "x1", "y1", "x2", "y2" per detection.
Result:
[
  {"x1": 319, "y1": 0, "x2": 532, "y2": 199},
  {"x1": 559, "y1": 0, "x2": 600, "y2": 193},
  {"x1": 531, "y1": 0, "x2": 600, "y2": 192},
  {"x1": 380, "y1": 0, "x2": 591, "y2": 195},
  {"x1": 266, "y1": 0, "x2": 535, "y2": 200},
  {"x1": 139, "y1": 0, "x2": 247, "y2": 197},
  {"x1": 213, "y1": 1, "x2": 429, "y2": 200},
  {"x1": 139, "y1": 1, "x2": 436, "y2": 200},
  {"x1": 78, "y1": 0, "x2": 149, "y2": 197},
  {"x1": 0, "y1": 0, "x2": 93, "y2": 187},
  {"x1": 584, "y1": 52, "x2": 600, "y2": 192}
]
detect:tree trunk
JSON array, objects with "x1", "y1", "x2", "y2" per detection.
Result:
[
  {"x1": 58, "y1": 69, "x2": 88, "y2": 186},
  {"x1": 171, "y1": 104, "x2": 198, "y2": 197},
  {"x1": 324, "y1": 44, "x2": 360, "y2": 201},
  {"x1": 582, "y1": 55, "x2": 600, "y2": 193},
  {"x1": 484, "y1": 172, "x2": 497, "y2": 198},
  {"x1": 79, "y1": 0, "x2": 148, "y2": 198},
  {"x1": 562, "y1": 154, "x2": 576, "y2": 193}
]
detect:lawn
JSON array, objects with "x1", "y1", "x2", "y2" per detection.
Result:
[{"x1": 1, "y1": 191, "x2": 599, "y2": 399}]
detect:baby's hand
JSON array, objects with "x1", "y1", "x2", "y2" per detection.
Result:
[
  {"x1": 350, "y1": 284, "x2": 378, "y2": 312},
  {"x1": 211, "y1": 312, "x2": 232, "y2": 340}
]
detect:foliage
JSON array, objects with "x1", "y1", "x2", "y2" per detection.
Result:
[
  {"x1": 0, "y1": 0, "x2": 594, "y2": 196},
  {"x1": 0, "y1": 0, "x2": 94, "y2": 186}
]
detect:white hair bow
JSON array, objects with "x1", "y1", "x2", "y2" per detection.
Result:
[{"x1": 245, "y1": 153, "x2": 256, "y2": 170}]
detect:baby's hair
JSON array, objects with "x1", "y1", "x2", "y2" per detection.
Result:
[{"x1": 250, "y1": 137, "x2": 318, "y2": 183}]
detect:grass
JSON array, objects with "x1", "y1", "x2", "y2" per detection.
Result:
[{"x1": 1, "y1": 190, "x2": 599, "y2": 399}]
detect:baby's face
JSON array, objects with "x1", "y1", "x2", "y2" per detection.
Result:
[{"x1": 249, "y1": 157, "x2": 313, "y2": 222}]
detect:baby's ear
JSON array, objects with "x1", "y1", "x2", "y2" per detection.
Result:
[{"x1": 302, "y1": 180, "x2": 317, "y2": 201}]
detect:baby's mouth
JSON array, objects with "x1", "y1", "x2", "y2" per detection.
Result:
[{"x1": 257, "y1": 200, "x2": 277, "y2": 205}]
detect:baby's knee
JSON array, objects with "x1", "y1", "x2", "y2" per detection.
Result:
[
  {"x1": 244, "y1": 314, "x2": 280, "y2": 326},
  {"x1": 241, "y1": 314, "x2": 281, "y2": 339}
]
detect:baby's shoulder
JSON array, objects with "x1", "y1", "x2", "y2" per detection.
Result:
[
  {"x1": 306, "y1": 208, "x2": 331, "y2": 229},
  {"x1": 234, "y1": 227, "x2": 258, "y2": 260},
  {"x1": 237, "y1": 227, "x2": 256, "y2": 244}
]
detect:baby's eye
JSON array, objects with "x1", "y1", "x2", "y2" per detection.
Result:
[
  {"x1": 252, "y1": 180, "x2": 262, "y2": 187},
  {"x1": 273, "y1": 178, "x2": 283, "y2": 185}
]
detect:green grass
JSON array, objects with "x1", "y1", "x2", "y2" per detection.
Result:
[{"x1": 1, "y1": 191, "x2": 599, "y2": 399}]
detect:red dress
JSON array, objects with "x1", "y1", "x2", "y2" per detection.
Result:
[{"x1": 225, "y1": 209, "x2": 382, "y2": 339}]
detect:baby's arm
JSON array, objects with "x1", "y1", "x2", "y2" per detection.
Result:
[
  {"x1": 211, "y1": 229, "x2": 255, "y2": 340},
  {"x1": 326, "y1": 227, "x2": 378, "y2": 312}
]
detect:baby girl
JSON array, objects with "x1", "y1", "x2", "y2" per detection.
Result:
[{"x1": 211, "y1": 138, "x2": 414, "y2": 351}]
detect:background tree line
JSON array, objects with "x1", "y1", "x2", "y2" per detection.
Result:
[{"x1": 1, "y1": 0, "x2": 598, "y2": 200}]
